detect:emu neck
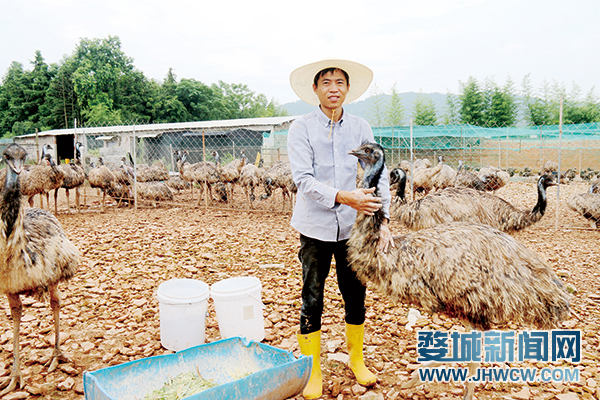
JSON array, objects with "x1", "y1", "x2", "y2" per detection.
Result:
[
  {"x1": 1, "y1": 167, "x2": 22, "y2": 240},
  {"x1": 396, "y1": 172, "x2": 407, "y2": 203},
  {"x1": 361, "y1": 157, "x2": 385, "y2": 194},
  {"x1": 359, "y1": 156, "x2": 386, "y2": 233},
  {"x1": 532, "y1": 179, "x2": 548, "y2": 216}
]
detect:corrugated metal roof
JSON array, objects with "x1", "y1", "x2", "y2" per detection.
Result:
[{"x1": 16, "y1": 116, "x2": 300, "y2": 138}]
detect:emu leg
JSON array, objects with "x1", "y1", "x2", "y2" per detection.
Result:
[
  {"x1": 463, "y1": 361, "x2": 480, "y2": 400},
  {"x1": 54, "y1": 189, "x2": 61, "y2": 214},
  {"x1": 75, "y1": 187, "x2": 81, "y2": 212},
  {"x1": 0, "y1": 294, "x2": 24, "y2": 396},
  {"x1": 250, "y1": 187, "x2": 255, "y2": 206},
  {"x1": 64, "y1": 189, "x2": 71, "y2": 212},
  {"x1": 45, "y1": 285, "x2": 71, "y2": 372},
  {"x1": 46, "y1": 192, "x2": 53, "y2": 213},
  {"x1": 196, "y1": 183, "x2": 204, "y2": 206},
  {"x1": 53, "y1": 190, "x2": 59, "y2": 214}
]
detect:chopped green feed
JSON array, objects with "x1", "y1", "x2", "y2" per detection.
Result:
[{"x1": 143, "y1": 370, "x2": 217, "y2": 400}]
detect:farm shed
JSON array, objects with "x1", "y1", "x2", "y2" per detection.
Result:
[{"x1": 13, "y1": 116, "x2": 299, "y2": 168}]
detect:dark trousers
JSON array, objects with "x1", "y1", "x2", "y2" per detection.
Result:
[{"x1": 298, "y1": 234, "x2": 367, "y2": 334}]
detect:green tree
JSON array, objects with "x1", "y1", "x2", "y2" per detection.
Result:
[
  {"x1": 147, "y1": 69, "x2": 189, "y2": 123},
  {"x1": 82, "y1": 98, "x2": 123, "y2": 125},
  {"x1": 368, "y1": 83, "x2": 385, "y2": 127},
  {"x1": 580, "y1": 87, "x2": 600, "y2": 122},
  {"x1": 215, "y1": 81, "x2": 287, "y2": 119},
  {"x1": 521, "y1": 75, "x2": 553, "y2": 126},
  {"x1": 69, "y1": 36, "x2": 139, "y2": 124},
  {"x1": 24, "y1": 51, "x2": 54, "y2": 129},
  {"x1": 482, "y1": 77, "x2": 518, "y2": 127},
  {"x1": 0, "y1": 62, "x2": 29, "y2": 136},
  {"x1": 177, "y1": 78, "x2": 222, "y2": 121},
  {"x1": 45, "y1": 57, "x2": 80, "y2": 129},
  {"x1": 385, "y1": 82, "x2": 404, "y2": 126},
  {"x1": 411, "y1": 93, "x2": 437, "y2": 125},
  {"x1": 458, "y1": 77, "x2": 485, "y2": 126},
  {"x1": 258, "y1": 98, "x2": 288, "y2": 118},
  {"x1": 441, "y1": 90, "x2": 460, "y2": 124}
]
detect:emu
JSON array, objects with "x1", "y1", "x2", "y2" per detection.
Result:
[
  {"x1": 0, "y1": 144, "x2": 80, "y2": 395},
  {"x1": 346, "y1": 143, "x2": 570, "y2": 400}
]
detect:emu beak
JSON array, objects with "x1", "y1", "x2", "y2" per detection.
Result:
[
  {"x1": 348, "y1": 148, "x2": 363, "y2": 159},
  {"x1": 8, "y1": 157, "x2": 24, "y2": 175}
]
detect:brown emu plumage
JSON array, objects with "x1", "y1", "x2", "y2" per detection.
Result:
[
  {"x1": 410, "y1": 160, "x2": 442, "y2": 196},
  {"x1": 567, "y1": 189, "x2": 600, "y2": 228},
  {"x1": 454, "y1": 160, "x2": 486, "y2": 190},
  {"x1": 88, "y1": 163, "x2": 129, "y2": 211},
  {"x1": 260, "y1": 161, "x2": 296, "y2": 211},
  {"x1": 391, "y1": 168, "x2": 556, "y2": 233},
  {"x1": 20, "y1": 153, "x2": 65, "y2": 210},
  {"x1": 136, "y1": 181, "x2": 174, "y2": 206},
  {"x1": 218, "y1": 158, "x2": 246, "y2": 204},
  {"x1": 239, "y1": 163, "x2": 264, "y2": 207},
  {"x1": 478, "y1": 165, "x2": 510, "y2": 192},
  {"x1": 175, "y1": 151, "x2": 221, "y2": 204},
  {"x1": 55, "y1": 142, "x2": 86, "y2": 213},
  {"x1": 430, "y1": 157, "x2": 456, "y2": 191},
  {"x1": 0, "y1": 144, "x2": 79, "y2": 395}
]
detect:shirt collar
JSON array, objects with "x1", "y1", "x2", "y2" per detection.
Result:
[{"x1": 317, "y1": 106, "x2": 345, "y2": 127}]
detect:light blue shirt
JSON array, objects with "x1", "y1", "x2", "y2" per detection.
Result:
[{"x1": 287, "y1": 107, "x2": 391, "y2": 242}]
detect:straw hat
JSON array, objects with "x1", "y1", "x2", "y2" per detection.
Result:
[{"x1": 289, "y1": 59, "x2": 373, "y2": 106}]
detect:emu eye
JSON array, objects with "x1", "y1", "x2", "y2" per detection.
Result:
[{"x1": 365, "y1": 148, "x2": 371, "y2": 154}]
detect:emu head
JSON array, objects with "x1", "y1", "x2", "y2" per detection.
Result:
[
  {"x1": 389, "y1": 168, "x2": 405, "y2": 186},
  {"x1": 75, "y1": 142, "x2": 84, "y2": 160},
  {"x1": 349, "y1": 142, "x2": 386, "y2": 189},
  {"x1": 539, "y1": 174, "x2": 557, "y2": 189},
  {"x1": 3, "y1": 144, "x2": 28, "y2": 175}
]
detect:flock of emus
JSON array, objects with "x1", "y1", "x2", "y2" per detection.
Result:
[
  {"x1": 388, "y1": 154, "x2": 600, "y2": 231},
  {"x1": 70, "y1": 148, "x2": 298, "y2": 212},
  {"x1": 172, "y1": 150, "x2": 297, "y2": 211},
  {"x1": 0, "y1": 142, "x2": 598, "y2": 398}
]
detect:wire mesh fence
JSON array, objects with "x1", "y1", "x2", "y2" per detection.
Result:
[
  {"x1": 77, "y1": 118, "x2": 295, "y2": 213},
  {"x1": 71, "y1": 119, "x2": 599, "y2": 229}
]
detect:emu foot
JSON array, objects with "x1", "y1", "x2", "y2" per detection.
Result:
[
  {"x1": 0, "y1": 369, "x2": 23, "y2": 396},
  {"x1": 45, "y1": 347, "x2": 72, "y2": 372}
]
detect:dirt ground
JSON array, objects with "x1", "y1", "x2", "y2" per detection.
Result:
[{"x1": 0, "y1": 179, "x2": 599, "y2": 400}]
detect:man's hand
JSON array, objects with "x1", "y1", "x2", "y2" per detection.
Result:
[
  {"x1": 378, "y1": 220, "x2": 395, "y2": 254},
  {"x1": 336, "y1": 188, "x2": 382, "y2": 215}
]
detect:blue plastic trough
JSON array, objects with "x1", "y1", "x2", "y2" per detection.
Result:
[{"x1": 83, "y1": 337, "x2": 311, "y2": 400}]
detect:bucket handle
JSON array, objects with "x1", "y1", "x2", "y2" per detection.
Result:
[{"x1": 249, "y1": 293, "x2": 265, "y2": 309}]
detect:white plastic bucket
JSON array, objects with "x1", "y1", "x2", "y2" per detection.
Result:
[
  {"x1": 156, "y1": 279, "x2": 209, "y2": 351},
  {"x1": 210, "y1": 276, "x2": 265, "y2": 342}
]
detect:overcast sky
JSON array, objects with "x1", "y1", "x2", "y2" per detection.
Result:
[{"x1": 2, "y1": 0, "x2": 599, "y2": 105}]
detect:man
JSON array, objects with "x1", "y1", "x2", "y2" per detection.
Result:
[{"x1": 287, "y1": 59, "x2": 394, "y2": 399}]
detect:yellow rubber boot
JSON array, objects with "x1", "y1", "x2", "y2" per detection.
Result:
[
  {"x1": 297, "y1": 331, "x2": 322, "y2": 399},
  {"x1": 346, "y1": 323, "x2": 377, "y2": 386}
]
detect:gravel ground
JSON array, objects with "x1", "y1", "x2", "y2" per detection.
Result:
[{"x1": 0, "y1": 179, "x2": 598, "y2": 400}]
